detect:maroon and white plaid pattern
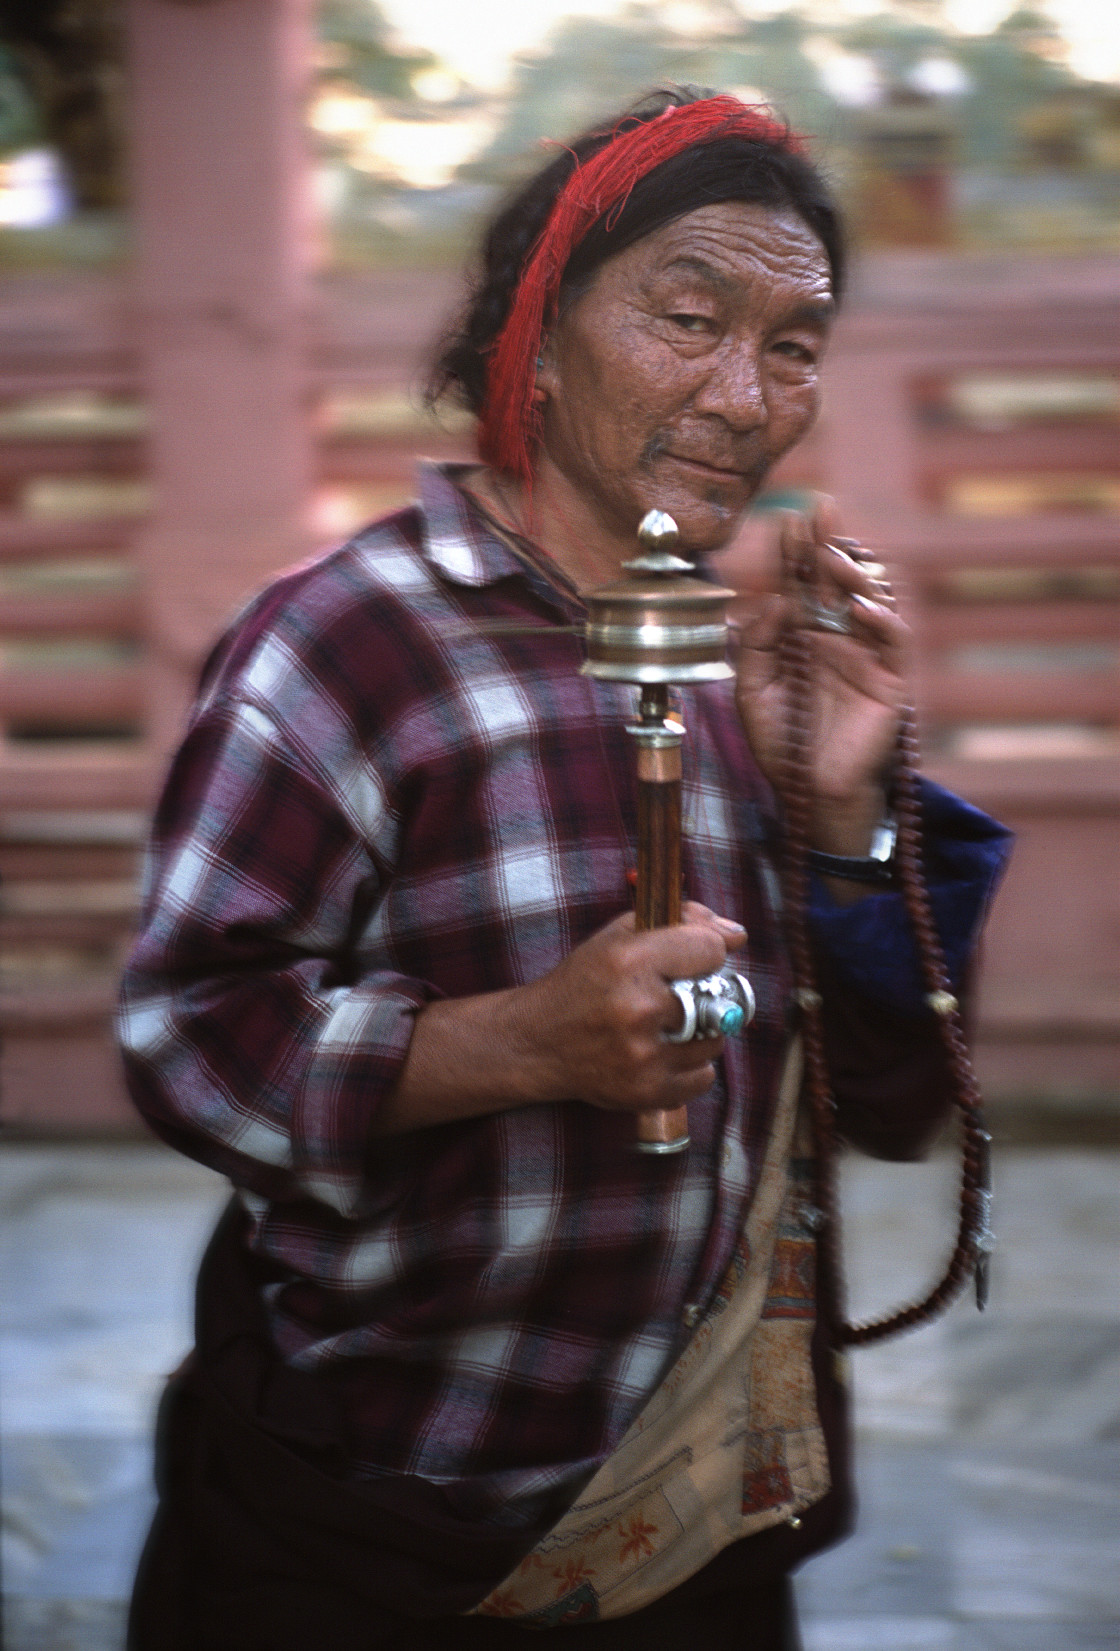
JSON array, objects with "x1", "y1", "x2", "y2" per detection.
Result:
[{"x1": 118, "y1": 464, "x2": 797, "y2": 1526}]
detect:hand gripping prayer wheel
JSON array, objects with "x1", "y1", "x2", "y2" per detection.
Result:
[{"x1": 582, "y1": 510, "x2": 755, "y2": 1154}]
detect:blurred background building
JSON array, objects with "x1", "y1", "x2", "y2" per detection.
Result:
[{"x1": 0, "y1": 0, "x2": 1116, "y2": 1140}]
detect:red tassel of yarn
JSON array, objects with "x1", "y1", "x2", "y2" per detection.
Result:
[{"x1": 479, "y1": 97, "x2": 804, "y2": 485}]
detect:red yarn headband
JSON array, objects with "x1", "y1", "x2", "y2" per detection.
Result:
[{"x1": 478, "y1": 96, "x2": 805, "y2": 484}]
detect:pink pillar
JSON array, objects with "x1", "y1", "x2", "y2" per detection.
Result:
[{"x1": 127, "y1": 0, "x2": 315, "y2": 757}]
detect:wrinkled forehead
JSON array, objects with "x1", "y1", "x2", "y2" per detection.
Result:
[{"x1": 567, "y1": 201, "x2": 834, "y2": 315}]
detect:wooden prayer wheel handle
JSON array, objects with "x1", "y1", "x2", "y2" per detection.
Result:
[{"x1": 631, "y1": 684, "x2": 690, "y2": 1154}]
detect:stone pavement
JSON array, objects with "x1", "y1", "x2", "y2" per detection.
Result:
[{"x1": 1, "y1": 1140, "x2": 1117, "y2": 1650}]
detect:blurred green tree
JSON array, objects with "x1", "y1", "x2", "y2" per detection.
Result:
[
  {"x1": 465, "y1": 1, "x2": 1095, "y2": 187},
  {"x1": 469, "y1": 9, "x2": 676, "y2": 179},
  {"x1": 0, "y1": 42, "x2": 44, "y2": 156},
  {"x1": 954, "y1": 8, "x2": 1075, "y2": 168},
  {"x1": 318, "y1": 0, "x2": 435, "y2": 100}
]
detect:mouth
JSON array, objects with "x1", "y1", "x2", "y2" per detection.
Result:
[{"x1": 662, "y1": 452, "x2": 753, "y2": 484}]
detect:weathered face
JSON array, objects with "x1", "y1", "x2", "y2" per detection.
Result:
[{"x1": 536, "y1": 202, "x2": 834, "y2": 555}]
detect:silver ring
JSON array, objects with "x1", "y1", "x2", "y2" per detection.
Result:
[
  {"x1": 730, "y1": 971, "x2": 756, "y2": 1027},
  {"x1": 664, "y1": 982, "x2": 697, "y2": 1044},
  {"x1": 804, "y1": 598, "x2": 854, "y2": 636}
]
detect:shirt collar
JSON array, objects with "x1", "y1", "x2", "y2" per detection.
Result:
[
  {"x1": 417, "y1": 461, "x2": 527, "y2": 588},
  {"x1": 416, "y1": 461, "x2": 724, "y2": 597}
]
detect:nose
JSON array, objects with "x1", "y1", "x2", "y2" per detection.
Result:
[{"x1": 692, "y1": 342, "x2": 767, "y2": 433}]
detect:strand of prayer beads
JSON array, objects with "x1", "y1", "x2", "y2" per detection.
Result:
[{"x1": 779, "y1": 537, "x2": 994, "y2": 1345}]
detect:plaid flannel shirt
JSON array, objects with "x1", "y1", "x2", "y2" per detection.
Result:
[{"x1": 118, "y1": 464, "x2": 1002, "y2": 1532}]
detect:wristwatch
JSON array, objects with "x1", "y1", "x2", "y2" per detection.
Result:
[{"x1": 807, "y1": 814, "x2": 897, "y2": 886}]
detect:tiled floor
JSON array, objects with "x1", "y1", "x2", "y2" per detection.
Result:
[
  {"x1": 2, "y1": 1141, "x2": 1117, "y2": 1650},
  {"x1": 797, "y1": 1147, "x2": 1120, "y2": 1651}
]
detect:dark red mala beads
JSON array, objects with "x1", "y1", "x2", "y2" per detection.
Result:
[{"x1": 778, "y1": 543, "x2": 993, "y2": 1347}]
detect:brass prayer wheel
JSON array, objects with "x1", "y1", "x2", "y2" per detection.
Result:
[{"x1": 581, "y1": 511, "x2": 748, "y2": 1156}]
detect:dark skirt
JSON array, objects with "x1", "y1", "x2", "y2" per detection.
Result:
[
  {"x1": 128, "y1": 1203, "x2": 843, "y2": 1651},
  {"x1": 131, "y1": 1452, "x2": 802, "y2": 1651}
]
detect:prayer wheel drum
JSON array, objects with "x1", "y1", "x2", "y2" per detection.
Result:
[{"x1": 581, "y1": 511, "x2": 736, "y2": 685}]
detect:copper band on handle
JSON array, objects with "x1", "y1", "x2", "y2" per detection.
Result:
[
  {"x1": 635, "y1": 1105, "x2": 690, "y2": 1154},
  {"x1": 636, "y1": 743, "x2": 682, "y2": 783}
]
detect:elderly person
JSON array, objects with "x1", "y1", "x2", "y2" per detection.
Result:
[{"x1": 120, "y1": 89, "x2": 1008, "y2": 1651}]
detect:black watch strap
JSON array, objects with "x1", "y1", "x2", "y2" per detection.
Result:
[
  {"x1": 807, "y1": 849, "x2": 895, "y2": 885},
  {"x1": 807, "y1": 815, "x2": 897, "y2": 885}
]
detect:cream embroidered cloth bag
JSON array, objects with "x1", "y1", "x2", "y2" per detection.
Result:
[{"x1": 471, "y1": 1039, "x2": 829, "y2": 1627}]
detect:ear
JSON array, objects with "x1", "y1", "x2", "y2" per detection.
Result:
[{"x1": 534, "y1": 334, "x2": 562, "y2": 403}]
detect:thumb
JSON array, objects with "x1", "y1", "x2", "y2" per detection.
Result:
[{"x1": 681, "y1": 901, "x2": 746, "y2": 950}]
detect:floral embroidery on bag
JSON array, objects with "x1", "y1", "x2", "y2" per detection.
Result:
[
  {"x1": 552, "y1": 1555, "x2": 597, "y2": 1594},
  {"x1": 617, "y1": 1513, "x2": 659, "y2": 1563},
  {"x1": 762, "y1": 1156, "x2": 817, "y2": 1320},
  {"x1": 741, "y1": 1434, "x2": 795, "y2": 1514},
  {"x1": 483, "y1": 1589, "x2": 524, "y2": 1617}
]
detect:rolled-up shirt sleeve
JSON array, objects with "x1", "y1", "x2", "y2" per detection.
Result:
[
  {"x1": 117, "y1": 694, "x2": 440, "y2": 1219},
  {"x1": 804, "y1": 779, "x2": 1012, "y2": 1160},
  {"x1": 807, "y1": 778, "x2": 1013, "y2": 1016}
]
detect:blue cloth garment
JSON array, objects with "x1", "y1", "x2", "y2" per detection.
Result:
[{"x1": 808, "y1": 778, "x2": 1013, "y2": 1015}]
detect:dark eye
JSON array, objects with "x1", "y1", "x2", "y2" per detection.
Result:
[
  {"x1": 668, "y1": 313, "x2": 713, "y2": 334},
  {"x1": 773, "y1": 339, "x2": 817, "y2": 364}
]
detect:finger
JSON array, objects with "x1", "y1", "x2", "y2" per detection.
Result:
[
  {"x1": 737, "y1": 591, "x2": 797, "y2": 654},
  {"x1": 594, "y1": 1059, "x2": 717, "y2": 1114},
  {"x1": 845, "y1": 593, "x2": 909, "y2": 669},
  {"x1": 712, "y1": 511, "x2": 781, "y2": 598},
  {"x1": 681, "y1": 901, "x2": 746, "y2": 946},
  {"x1": 658, "y1": 1033, "x2": 723, "y2": 1077},
  {"x1": 654, "y1": 1061, "x2": 719, "y2": 1107},
  {"x1": 599, "y1": 908, "x2": 637, "y2": 938},
  {"x1": 808, "y1": 623, "x2": 908, "y2": 694},
  {"x1": 640, "y1": 922, "x2": 727, "y2": 982},
  {"x1": 734, "y1": 594, "x2": 792, "y2": 704},
  {"x1": 660, "y1": 1023, "x2": 726, "y2": 1065},
  {"x1": 777, "y1": 510, "x2": 813, "y2": 588},
  {"x1": 782, "y1": 511, "x2": 868, "y2": 620},
  {"x1": 809, "y1": 493, "x2": 842, "y2": 549},
  {"x1": 822, "y1": 542, "x2": 895, "y2": 608}
]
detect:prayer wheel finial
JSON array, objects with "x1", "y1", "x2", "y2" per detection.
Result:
[{"x1": 625, "y1": 509, "x2": 693, "y2": 575}]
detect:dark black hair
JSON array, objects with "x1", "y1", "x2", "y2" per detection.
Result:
[{"x1": 429, "y1": 86, "x2": 845, "y2": 418}]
